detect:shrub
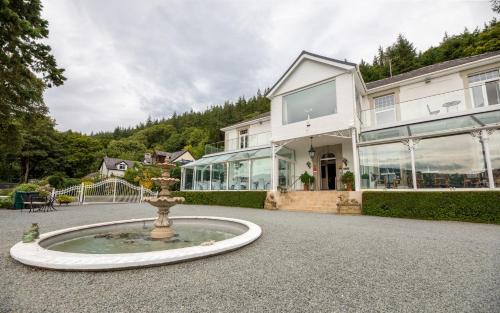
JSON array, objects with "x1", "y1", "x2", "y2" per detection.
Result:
[
  {"x1": 14, "y1": 183, "x2": 39, "y2": 193},
  {"x1": 362, "y1": 191, "x2": 500, "y2": 224},
  {"x1": 0, "y1": 197, "x2": 12, "y2": 209},
  {"x1": 341, "y1": 171, "x2": 355, "y2": 191},
  {"x1": 48, "y1": 174, "x2": 65, "y2": 189},
  {"x1": 56, "y1": 195, "x2": 75, "y2": 205},
  {"x1": 62, "y1": 178, "x2": 81, "y2": 188},
  {"x1": 171, "y1": 191, "x2": 267, "y2": 209}
]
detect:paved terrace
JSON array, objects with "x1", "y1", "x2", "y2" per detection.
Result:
[{"x1": 1, "y1": 204, "x2": 499, "y2": 313}]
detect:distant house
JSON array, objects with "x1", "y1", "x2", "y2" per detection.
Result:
[
  {"x1": 144, "y1": 150, "x2": 195, "y2": 165},
  {"x1": 99, "y1": 157, "x2": 136, "y2": 178}
]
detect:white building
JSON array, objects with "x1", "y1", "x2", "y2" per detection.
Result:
[
  {"x1": 181, "y1": 50, "x2": 500, "y2": 192},
  {"x1": 99, "y1": 157, "x2": 135, "y2": 178}
]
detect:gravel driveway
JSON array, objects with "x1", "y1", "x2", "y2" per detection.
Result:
[{"x1": 1, "y1": 204, "x2": 499, "y2": 313}]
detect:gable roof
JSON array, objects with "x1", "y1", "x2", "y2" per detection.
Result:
[
  {"x1": 170, "y1": 150, "x2": 189, "y2": 161},
  {"x1": 153, "y1": 150, "x2": 192, "y2": 161},
  {"x1": 366, "y1": 50, "x2": 500, "y2": 90},
  {"x1": 266, "y1": 50, "x2": 357, "y2": 97},
  {"x1": 220, "y1": 111, "x2": 271, "y2": 131},
  {"x1": 101, "y1": 157, "x2": 135, "y2": 171}
]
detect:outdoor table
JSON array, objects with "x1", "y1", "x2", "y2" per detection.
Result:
[{"x1": 442, "y1": 100, "x2": 460, "y2": 112}]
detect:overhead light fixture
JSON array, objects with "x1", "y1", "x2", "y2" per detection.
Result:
[{"x1": 308, "y1": 137, "x2": 315, "y2": 159}]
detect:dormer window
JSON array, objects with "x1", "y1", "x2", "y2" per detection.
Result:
[
  {"x1": 239, "y1": 129, "x2": 248, "y2": 149},
  {"x1": 117, "y1": 162, "x2": 127, "y2": 170}
]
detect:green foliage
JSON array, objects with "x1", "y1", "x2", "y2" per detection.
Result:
[
  {"x1": 360, "y1": 20, "x2": 500, "y2": 82},
  {"x1": 56, "y1": 195, "x2": 75, "y2": 204},
  {"x1": 172, "y1": 191, "x2": 267, "y2": 209},
  {"x1": 0, "y1": 197, "x2": 13, "y2": 209},
  {"x1": 123, "y1": 163, "x2": 161, "y2": 190},
  {"x1": 0, "y1": 0, "x2": 65, "y2": 181},
  {"x1": 299, "y1": 171, "x2": 315, "y2": 185},
  {"x1": 48, "y1": 174, "x2": 65, "y2": 188},
  {"x1": 341, "y1": 171, "x2": 355, "y2": 184},
  {"x1": 14, "y1": 183, "x2": 39, "y2": 193},
  {"x1": 169, "y1": 165, "x2": 182, "y2": 191},
  {"x1": 362, "y1": 191, "x2": 500, "y2": 224}
]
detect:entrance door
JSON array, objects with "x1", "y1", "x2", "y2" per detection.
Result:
[{"x1": 320, "y1": 156, "x2": 336, "y2": 190}]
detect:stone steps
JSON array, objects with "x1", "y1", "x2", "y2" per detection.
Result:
[{"x1": 276, "y1": 191, "x2": 348, "y2": 214}]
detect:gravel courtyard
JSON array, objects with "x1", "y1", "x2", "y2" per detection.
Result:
[{"x1": 1, "y1": 204, "x2": 499, "y2": 313}]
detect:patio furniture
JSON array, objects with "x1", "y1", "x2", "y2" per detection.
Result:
[
  {"x1": 25, "y1": 195, "x2": 46, "y2": 213},
  {"x1": 442, "y1": 100, "x2": 460, "y2": 112},
  {"x1": 433, "y1": 174, "x2": 449, "y2": 188},
  {"x1": 464, "y1": 174, "x2": 481, "y2": 188},
  {"x1": 427, "y1": 104, "x2": 440, "y2": 116}
]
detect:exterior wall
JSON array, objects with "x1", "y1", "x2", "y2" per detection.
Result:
[
  {"x1": 99, "y1": 163, "x2": 126, "y2": 178},
  {"x1": 363, "y1": 60, "x2": 500, "y2": 130},
  {"x1": 174, "y1": 152, "x2": 195, "y2": 162},
  {"x1": 270, "y1": 60, "x2": 356, "y2": 142},
  {"x1": 223, "y1": 119, "x2": 271, "y2": 151}
]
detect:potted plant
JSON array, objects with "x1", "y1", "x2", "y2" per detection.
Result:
[
  {"x1": 299, "y1": 171, "x2": 315, "y2": 191},
  {"x1": 361, "y1": 173, "x2": 369, "y2": 189},
  {"x1": 341, "y1": 171, "x2": 355, "y2": 191}
]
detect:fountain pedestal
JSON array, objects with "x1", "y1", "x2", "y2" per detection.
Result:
[{"x1": 144, "y1": 162, "x2": 185, "y2": 240}]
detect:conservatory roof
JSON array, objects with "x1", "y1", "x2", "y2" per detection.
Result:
[
  {"x1": 182, "y1": 147, "x2": 271, "y2": 168},
  {"x1": 359, "y1": 110, "x2": 500, "y2": 143}
]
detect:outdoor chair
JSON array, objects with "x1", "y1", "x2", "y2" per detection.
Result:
[{"x1": 427, "y1": 104, "x2": 440, "y2": 116}]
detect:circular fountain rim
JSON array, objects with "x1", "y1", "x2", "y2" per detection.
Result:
[{"x1": 10, "y1": 216, "x2": 261, "y2": 271}]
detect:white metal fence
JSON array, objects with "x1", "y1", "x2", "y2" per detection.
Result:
[{"x1": 53, "y1": 178, "x2": 157, "y2": 204}]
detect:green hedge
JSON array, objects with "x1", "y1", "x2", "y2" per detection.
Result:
[
  {"x1": 362, "y1": 191, "x2": 500, "y2": 224},
  {"x1": 171, "y1": 191, "x2": 267, "y2": 209}
]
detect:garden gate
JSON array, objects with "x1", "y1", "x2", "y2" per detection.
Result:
[{"x1": 53, "y1": 178, "x2": 157, "y2": 204}]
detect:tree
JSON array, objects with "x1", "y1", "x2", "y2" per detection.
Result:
[
  {"x1": 0, "y1": 0, "x2": 65, "y2": 144},
  {"x1": 18, "y1": 116, "x2": 58, "y2": 182},
  {"x1": 492, "y1": 0, "x2": 500, "y2": 13}
]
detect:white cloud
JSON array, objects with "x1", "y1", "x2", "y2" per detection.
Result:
[{"x1": 41, "y1": 0, "x2": 496, "y2": 133}]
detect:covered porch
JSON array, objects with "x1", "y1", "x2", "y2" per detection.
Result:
[{"x1": 272, "y1": 128, "x2": 361, "y2": 191}]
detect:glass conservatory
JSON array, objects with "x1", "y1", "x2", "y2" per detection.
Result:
[{"x1": 181, "y1": 147, "x2": 273, "y2": 191}]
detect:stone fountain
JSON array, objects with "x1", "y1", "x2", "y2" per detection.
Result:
[{"x1": 144, "y1": 162, "x2": 185, "y2": 240}]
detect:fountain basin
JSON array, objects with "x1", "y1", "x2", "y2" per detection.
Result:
[{"x1": 10, "y1": 216, "x2": 261, "y2": 271}]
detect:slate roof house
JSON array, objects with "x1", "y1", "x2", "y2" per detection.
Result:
[
  {"x1": 98, "y1": 157, "x2": 136, "y2": 178},
  {"x1": 181, "y1": 50, "x2": 500, "y2": 195},
  {"x1": 145, "y1": 150, "x2": 195, "y2": 165}
]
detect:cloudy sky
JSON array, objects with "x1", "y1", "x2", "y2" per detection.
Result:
[{"x1": 41, "y1": 0, "x2": 496, "y2": 133}]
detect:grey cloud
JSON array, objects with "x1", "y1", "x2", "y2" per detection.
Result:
[{"x1": 41, "y1": 0, "x2": 495, "y2": 133}]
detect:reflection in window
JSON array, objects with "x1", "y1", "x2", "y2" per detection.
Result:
[
  {"x1": 228, "y1": 160, "x2": 249, "y2": 190},
  {"x1": 211, "y1": 163, "x2": 226, "y2": 190},
  {"x1": 489, "y1": 130, "x2": 500, "y2": 187},
  {"x1": 414, "y1": 134, "x2": 488, "y2": 188},
  {"x1": 183, "y1": 168, "x2": 194, "y2": 190},
  {"x1": 278, "y1": 159, "x2": 293, "y2": 187},
  {"x1": 195, "y1": 165, "x2": 210, "y2": 190},
  {"x1": 282, "y1": 80, "x2": 337, "y2": 125},
  {"x1": 251, "y1": 158, "x2": 271, "y2": 190},
  {"x1": 359, "y1": 143, "x2": 413, "y2": 189},
  {"x1": 359, "y1": 126, "x2": 408, "y2": 142}
]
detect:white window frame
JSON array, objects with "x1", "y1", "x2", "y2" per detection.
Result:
[
  {"x1": 117, "y1": 163, "x2": 127, "y2": 170},
  {"x1": 468, "y1": 69, "x2": 500, "y2": 108},
  {"x1": 239, "y1": 128, "x2": 249, "y2": 149},
  {"x1": 373, "y1": 94, "x2": 396, "y2": 125}
]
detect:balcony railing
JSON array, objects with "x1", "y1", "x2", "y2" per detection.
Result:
[
  {"x1": 204, "y1": 132, "x2": 271, "y2": 155},
  {"x1": 359, "y1": 85, "x2": 500, "y2": 129}
]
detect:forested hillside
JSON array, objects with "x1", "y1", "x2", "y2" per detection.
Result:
[
  {"x1": 360, "y1": 19, "x2": 500, "y2": 82},
  {"x1": 1, "y1": 0, "x2": 498, "y2": 184}
]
